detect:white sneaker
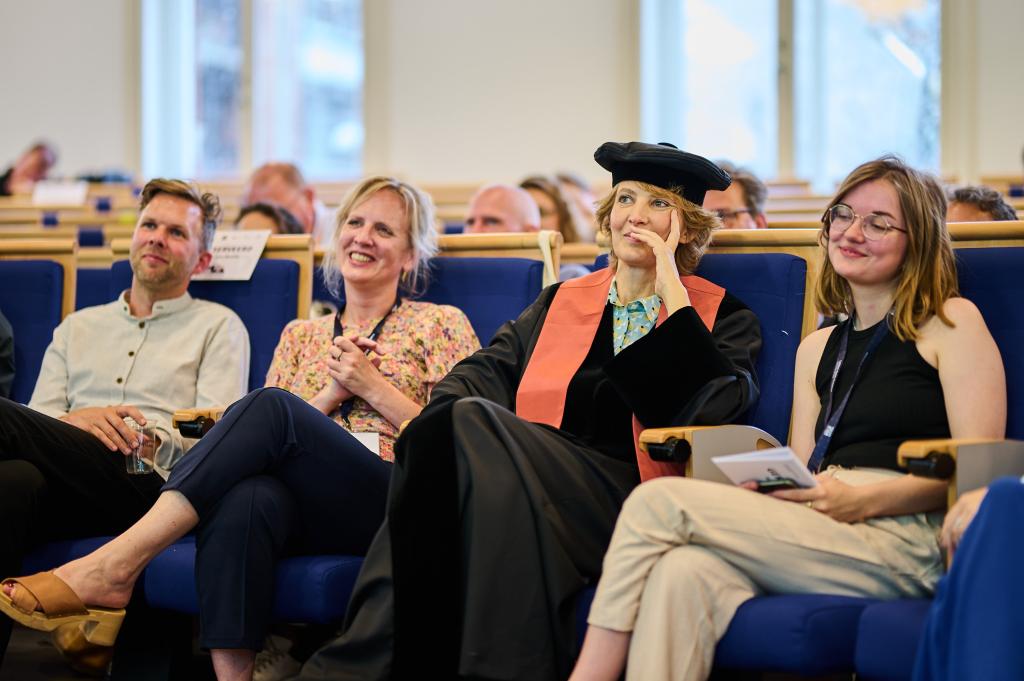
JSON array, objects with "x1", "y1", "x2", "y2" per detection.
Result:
[{"x1": 253, "y1": 635, "x2": 302, "y2": 681}]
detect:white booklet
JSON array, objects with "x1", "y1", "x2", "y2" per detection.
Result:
[{"x1": 711, "y1": 446, "x2": 819, "y2": 489}]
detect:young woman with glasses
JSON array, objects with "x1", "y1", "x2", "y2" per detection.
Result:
[{"x1": 569, "y1": 155, "x2": 1006, "y2": 681}]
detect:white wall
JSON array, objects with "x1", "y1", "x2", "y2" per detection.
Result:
[
  {"x1": 0, "y1": 0, "x2": 139, "y2": 178},
  {"x1": 0, "y1": 0, "x2": 1020, "y2": 183},
  {"x1": 974, "y1": 0, "x2": 1024, "y2": 175},
  {"x1": 363, "y1": 0, "x2": 639, "y2": 185}
]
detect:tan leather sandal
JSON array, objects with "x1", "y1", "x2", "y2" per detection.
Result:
[
  {"x1": 0, "y1": 572, "x2": 124, "y2": 647},
  {"x1": 52, "y1": 622, "x2": 114, "y2": 678}
]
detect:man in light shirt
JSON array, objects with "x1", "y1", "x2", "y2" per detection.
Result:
[{"x1": 0, "y1": 178, "x2": 249, "y2": 664}]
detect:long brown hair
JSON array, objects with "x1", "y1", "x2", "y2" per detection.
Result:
[{"x1": 816, "y1": 156, "x2": 957, "y2": 341}]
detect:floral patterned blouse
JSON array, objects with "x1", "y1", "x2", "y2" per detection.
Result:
[{"x1": 265, "y1": 301, "x2": 480, "y2": 461}]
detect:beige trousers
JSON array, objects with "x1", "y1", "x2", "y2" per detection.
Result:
[{"x1": 586, "y1": 470, "x2": 944, "y2": 681}]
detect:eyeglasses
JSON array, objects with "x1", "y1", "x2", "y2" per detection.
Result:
[
  {"x1": 712, "y1": 208, "x2": 751, "y2": 223},
  {"x1": 823, "y1": 204, "x2": 907, "y2": 241}
]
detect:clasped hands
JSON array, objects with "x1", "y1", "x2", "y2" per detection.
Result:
[{"x1": 320, "y1": 335, "x2": 387, "y2": 406}]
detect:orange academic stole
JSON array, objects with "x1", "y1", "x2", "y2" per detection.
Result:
[{"x1": 515, "y1": 267, "x2": 724, "y2": 481}]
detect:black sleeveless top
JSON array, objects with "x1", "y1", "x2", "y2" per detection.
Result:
[{"x1": 814, "y1": 318, "x2": 950, "y2": 471}]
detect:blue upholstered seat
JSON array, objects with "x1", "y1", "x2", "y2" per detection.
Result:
[
  {"x1": 78, "y1": 227, "x2": 105, "y2": 247},
  {"x1": 579, "y1": 592, "x2": 876, "y2": 676},
  {"x1": 854, "y1": 600, "x2": 932, "y2": 681},
  {"x1": 955, "y1": 247, "x2": 1024, "y2": 438},
  {"x1": 143, "y1": 538, "x2": 364, "y2": 624},
  {"x1": 111, "y1": 259, "x2": 300, "y2": 391},
  {"x1": 315, "y1": 256, "x2": 544, "y2": 346},
  {"x1": 692, "y1": 252, "x2": 805, "y2": 443},
  {"x1": 0, "y1": 260, "x2": 65, "y2": 403},
  {"x1": 418, "y1": 257, "x2": 544, "y2": 345},
  {"x1": 76, "y1": 268, "x2": 114, "y2": 310},
  {"x1": 22, "y1": 536, "x2": 113, "y2": 574}
]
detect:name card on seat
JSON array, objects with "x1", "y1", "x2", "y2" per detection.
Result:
[{"x1": 193, "y1": 229, "x2": 270, "y2": 281}]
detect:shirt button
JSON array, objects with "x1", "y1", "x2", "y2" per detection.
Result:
[
  {"x1": 139, "y1": 322, "x2": 145, "y2": 329},
  {"x1": 116, "y1": 377, "x2": 123, "y2": 384},
  {"x1": 128, "y1": 351, "x2": 135, "y2": 356}
]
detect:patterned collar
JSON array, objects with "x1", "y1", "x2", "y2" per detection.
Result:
[
  {"x1": 607, "y1": 281, "x2": 661, "y2": 355},
  {"x1": 607, "y1": 281, "x2": 661, "y2": 321}
]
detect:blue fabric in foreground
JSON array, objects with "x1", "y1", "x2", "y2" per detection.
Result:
[{"x1": 910, "y1": 477, "x2": 1024, "y2": 681}]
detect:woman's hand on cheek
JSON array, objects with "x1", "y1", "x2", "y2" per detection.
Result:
[
  {"x1": 770, "y1": 473, "x2": 867, "y2": 523},
  {"x1": 628, "y1": 210, "x2": 689, "y2": 312}
]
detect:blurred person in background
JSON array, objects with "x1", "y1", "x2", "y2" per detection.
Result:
[
  {"x1": 243, "y1": 163, "x2": 335, "y2": 246},
  {"x1": 702, "y1": 161, "x2": 767, "y2": 229},
  {"x1": 557, "y1": 171, "x2": 599, "y2": 239},
  {"x1": 521, "y1": 175, "x2": 592, "y2": 243},
  {"x1": 236, "y1": 203, "x2": 306, "y2": 235},
  {"x1": 946, "y1": 186, "x2": 1017, "y2": 222},
  {"x1": 0, "y1": 142, "x2": 57, "y2": 196}
]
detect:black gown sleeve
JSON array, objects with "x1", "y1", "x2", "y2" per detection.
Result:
[
  {"x1": 426, "y1": 284, "x2": 561, "y2": 412},
  {"x1": 0, "y1": 309, "x2": 13, "y2": 400},
  {"x1": 603, "y1": 291, "x2": 761, "y2": 427}
]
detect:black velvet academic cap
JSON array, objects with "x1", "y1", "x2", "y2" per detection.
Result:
[{"x1": 594, "y1": 141, "x2": 731, "y2": 206}]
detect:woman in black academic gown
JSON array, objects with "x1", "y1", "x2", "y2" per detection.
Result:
[{"x1": 297, "y1": 142, "x2": 764, "y2": 681}]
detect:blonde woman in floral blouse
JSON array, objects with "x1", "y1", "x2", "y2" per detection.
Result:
[{"x1": 2, "y1": 177, "x2": 478, "y2": 681}]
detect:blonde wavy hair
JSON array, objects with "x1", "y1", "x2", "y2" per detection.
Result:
[
  {"x1": 595, "y1": 181, "x2": 720, "y2": 275},
  {"x1": 816, "y1": 156, "x2": 958, "y2": 341},
  {"x1": 322, "y1": 176, "x2": 438, "y2": 298}
]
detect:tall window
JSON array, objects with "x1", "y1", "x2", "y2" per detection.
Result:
[
  {"x1": 794, "y1": 0, "x2": 940, "y2": 188},
  {"x1": 252, "y1": 0, "x2": 362, "y2": 179},
  {"x1": 641, "y1": 0, "x2": 941, "y2": 187},
  {"x1": 680, "y1": 0, "x2": 778, "y2": 180},
  {"x1": 143, "y1": 0, "x2": 363, "y2": 180},
  {"x1": 195, "y1": 0, "x2": 244, "y2": 177}
]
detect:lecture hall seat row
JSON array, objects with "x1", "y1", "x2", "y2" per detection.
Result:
[{"x1": 6, "y1": 225, "x2": 1024, "y2": 680}]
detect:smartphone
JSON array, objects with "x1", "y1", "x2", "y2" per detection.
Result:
[{"x1": 755, "y1": 478, "x2": 799, "y2": 493}]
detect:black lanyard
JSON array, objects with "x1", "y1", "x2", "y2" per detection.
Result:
[
  {"x1": 334, "y1": 297, "x2": 401, "y2": 423},
  {"x1": 805, "y1": 315, "x2": 889, "y2": 473}
]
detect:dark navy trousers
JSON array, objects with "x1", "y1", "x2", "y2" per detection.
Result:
[{"x1": 163, "y1": 388, "x2": 391, "y2": 650}]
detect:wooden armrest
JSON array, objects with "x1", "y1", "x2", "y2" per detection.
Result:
[
  {"x1": 899, "y1": 438, "x2": 1024, "y2": 508},
  {"x1": 172, "y1": 407, "x2": 227, "y2": 438},
  {"x1": 639, "y1": 425, "x2": 781, "y2": 482}
]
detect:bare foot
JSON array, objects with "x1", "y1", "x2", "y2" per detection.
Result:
[{"x1": 3, "y1": 553, "x2": 136, "y2": 611}]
